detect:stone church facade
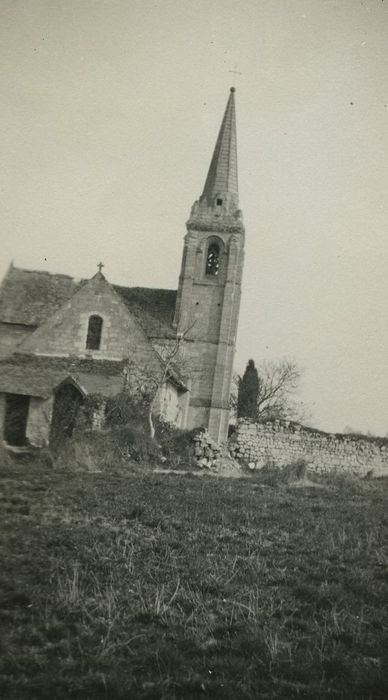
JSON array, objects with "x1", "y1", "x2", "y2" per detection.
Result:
[{"x1": 0, "y1": 88, "x2": 245, "y2": 449}]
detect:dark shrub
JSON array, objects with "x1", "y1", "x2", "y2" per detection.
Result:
[
  {"x1": 111, "y1": 425, "x2": 160, "y2": 463},
  {"x1": 105, "y1": 391, "x2": 148, "y2": 431},
  {"x1": 54, "y1": 425, "x2": 160, "y2": 472},
  {"x1": 155, "y1": 419, "x2": 199, "y2": 469}
]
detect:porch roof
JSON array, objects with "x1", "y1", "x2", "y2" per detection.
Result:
[
  {"x1": 0, "y1": 353, "x2": 187, "y2": 399},
  {"x1": 0, "y1": 355, "x2": 126, "y2": 399}
]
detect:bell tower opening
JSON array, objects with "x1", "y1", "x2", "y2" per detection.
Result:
[{"x1": 206, "y1": 242, "x2": 220, "y2": 276}]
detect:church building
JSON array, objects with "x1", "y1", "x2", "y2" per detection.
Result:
[{"x1": 0, "y1": 88, "x2": 245, "y2": 449}]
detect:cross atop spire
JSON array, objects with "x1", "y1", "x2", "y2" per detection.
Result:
[
  {"x1": 200, "y1": 87, "x2": 239, "y2": 208},
  {"x1": 97, "y1": 261, "x2": 104, "y2": 273},
  {"x1": 229, "y1": 63, "x2": 242, "y2": 85}
]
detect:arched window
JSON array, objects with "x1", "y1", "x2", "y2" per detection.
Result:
[
  {"x1": 86, "y1": 315, "x2": 103, "y2": 350},
  {"x1": 206, "y1": 243, "x2": 220, "y2": 276}
]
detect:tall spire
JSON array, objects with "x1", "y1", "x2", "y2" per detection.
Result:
[
  {"x1": 201, "y1": 87, "x2": 238, "y2": 207},
  {"x1": 187, "y1": 86, "x2": 243, "y2": 232}
]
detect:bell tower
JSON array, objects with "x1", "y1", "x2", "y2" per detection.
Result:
[{"x1": 174, "y1": 87, "x2": 245, "y2": 442}]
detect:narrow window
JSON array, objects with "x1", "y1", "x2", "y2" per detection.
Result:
[
  {"x1": 206, "y1": 243, "x2": 220, "y2": 276},
  {"x1": 86, "y1": 315, "x2": 103, "y2": 350},
  {"x1": 216, "y1": 197, "x2": 223, "y2": 205}
]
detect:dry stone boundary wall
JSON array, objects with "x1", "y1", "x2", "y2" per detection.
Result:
[
  {"x1": 193, "y1": 430, "x2": 242, "y2": 477},
  {"x1": 228, "y1": 419, "x2": 388, "y2": 478}
]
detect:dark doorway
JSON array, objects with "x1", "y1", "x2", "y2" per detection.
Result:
[
  {"x1": 4, "y1": 394, "x2": 30, "y2": 446},
  {"x1": 50, "y1": 384, "x2": 84, "y2": 449}
]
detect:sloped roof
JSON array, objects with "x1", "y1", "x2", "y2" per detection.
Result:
[
  {"x1": 0, "y1": 355, "x2": 127, "y2": 398},
  {"x1": 0, "y1": 351, "x2": 186, "y2": 398},
  {"x1": 0, "y1": 266, "x2": 84, "y2": 326},
  {"x1": 113, "y1": 285, "x2": 177, "y2": 339},
  {"x1": 0, "y1": 265, "x2": 177, "y2": 339}
]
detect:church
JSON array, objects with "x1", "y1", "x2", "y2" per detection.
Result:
[{"x1": 0, "y1": 88, "x2": 245, "y2": 449}]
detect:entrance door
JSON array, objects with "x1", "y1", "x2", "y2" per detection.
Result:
[
  {"x1": 4, "y1": 394, "x2": 30, "y2": 446},
  {"x1": 50, "y1": 383, "x2": 84, "y2": 449}
]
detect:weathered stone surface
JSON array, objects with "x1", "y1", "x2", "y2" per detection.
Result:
[
  {"x1": 228, "y1": 419, "x2": 388, "y2": 478},
  {"x1": 193, "y1": 429, "x2": 241, "y2": 475}
]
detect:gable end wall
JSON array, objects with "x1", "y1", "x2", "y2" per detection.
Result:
[{"x1": 19, "y1": 276, "x2": 161, "y2": 372}]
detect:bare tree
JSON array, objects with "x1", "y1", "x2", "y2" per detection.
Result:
[
  {"x1": 122, "y1": 323, "x2": 196, "y2": 439},
  {"x1": 256, "y1": 358, "x2": 302, "y2": 421},
  {"x1": 146, "y1": 328, "x2": 192, "y2": 439},
  {"x1": 232, "y1": 358, "x2": 307, "y2": 423}
]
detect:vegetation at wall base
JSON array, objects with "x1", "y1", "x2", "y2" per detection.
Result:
[
  {"x1": 50, "y1": 428, "x2": 158, "y2": 473},
  {"x1": 104, "y1": 391, "x2": 149, "y2": 432},
  {"x1": 49, "y1": 416, "x2": 200, "y2": 474},
  {"x1": 242, "y1": 458, "x2": 311, "y2": 485},
  {"x1": 0, "y1": 456, "x2": 388, "y2": 699},
  {"x1": 155, "y1": 420, "x2": 200, "y2": 470}
]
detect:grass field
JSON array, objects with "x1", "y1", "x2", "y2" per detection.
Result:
[{"x1": 0, "y1": 459, "x2": 388, "y2": 699}]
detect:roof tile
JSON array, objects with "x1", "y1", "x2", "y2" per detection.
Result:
[{"x1": 0, "y1": 266, "x2": 177, "y2": 339}]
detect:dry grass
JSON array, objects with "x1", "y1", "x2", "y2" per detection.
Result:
[{"x1": 0, "y1": 455, "x2": 387, "y2": 699}]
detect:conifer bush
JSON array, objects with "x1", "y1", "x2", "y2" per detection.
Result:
[{"x1": 237, "y1": 359, "x2": 259, "y2": 420}]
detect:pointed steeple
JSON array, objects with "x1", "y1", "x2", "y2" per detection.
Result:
[
  {"x1": 188, "y1": 88, "x2": 243, "y2": 230},
  {"x1": 201, "y1": 87, "x2": 238, "y2": 206}
]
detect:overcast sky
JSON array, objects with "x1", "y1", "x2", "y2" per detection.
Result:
[{"x1": 1, "y1": 0, "x2": 387, "y2": 435}]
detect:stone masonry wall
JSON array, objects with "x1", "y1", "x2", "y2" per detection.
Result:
[{"x1": 228, "y1": 419, "x2": 388, "y2": 478}]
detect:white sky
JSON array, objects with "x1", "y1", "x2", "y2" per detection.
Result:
[{"x1": 1, "y1": 0, "x2": 387, "y2": 435}]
